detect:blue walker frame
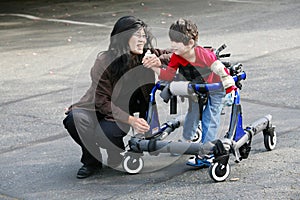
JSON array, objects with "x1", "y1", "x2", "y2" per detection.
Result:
[{"x1": 122, "y1": 45, "x2": 277, "y2": 182}]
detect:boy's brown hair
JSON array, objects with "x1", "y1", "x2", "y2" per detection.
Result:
[{"x1": 169, "y1": 18, "x2": 199, "y2": 45}]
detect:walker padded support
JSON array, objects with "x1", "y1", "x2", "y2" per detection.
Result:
[
  {"x1": 213, "y1": 140, "x2": 227, "y2": 157},
  {"x1": 148, "y1": 139, "x2": 159, "y2": 156},
  {"x1": 128, "y1": 137, "x2": 216, "y2": 157}
]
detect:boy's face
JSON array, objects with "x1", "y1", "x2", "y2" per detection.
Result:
[{"x1": 170, "y1": 40, "x2": 193, "y2": 56}]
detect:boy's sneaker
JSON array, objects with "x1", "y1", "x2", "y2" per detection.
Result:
[{"x1": 186, "y1": 155, "x2": 212, "y2": 168}]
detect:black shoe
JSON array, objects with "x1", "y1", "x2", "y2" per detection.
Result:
[{"x1": 76, "y1": 164, "x2": 101, "y2": 179}]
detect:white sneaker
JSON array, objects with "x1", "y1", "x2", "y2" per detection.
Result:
[{"x1": 186, "y1": 155, "x2": 212, "y2": 168}]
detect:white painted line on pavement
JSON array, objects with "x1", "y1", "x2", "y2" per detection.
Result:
[
  {"x1": 218, "y1": 0, "x2": 263, "y2": 3},
  {"x1": 0, "y1": 13, "x2": 112, "y2": 28}
]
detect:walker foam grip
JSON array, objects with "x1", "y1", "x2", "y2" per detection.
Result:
[
  {"x1": 159, "y1": 84, "x2": 172, "y2": 103},
  {"x1": 169, "y1": 81, "x2": 190, "y2": 96}
]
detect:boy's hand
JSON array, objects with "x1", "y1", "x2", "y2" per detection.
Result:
[
  {"x1": 224, "y1": 86, "x2": 237, "y2": 106},
  {"x1": 224, "y1": 92, "x2": 235, "y2": 106}
]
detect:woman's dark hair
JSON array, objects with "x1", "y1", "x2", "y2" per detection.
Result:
[
  {"x1": 169, "y1": 18, "x2": 198, "y2": 45},
  {"x1": 103, "y1": 16, "x2": 154, "y2": 83},
  {"x1": 108, "y1": 16, "x2": 154, "y2": 56}
]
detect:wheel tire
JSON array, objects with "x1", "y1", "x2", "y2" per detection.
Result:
[
  {"x1": 264, "y1": 131, "x2": 277, "y2": 151},
  {"x1": 209, "y1": 162, "x2": 230, "y2": 182},
  {"x1": 192, "y1": 125, "x2": 202, "y2": 143},
  {"x1": 122, "y1": 155, "x2": 144, "y2": 174}
]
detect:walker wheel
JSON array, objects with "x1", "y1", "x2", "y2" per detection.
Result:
[
  {"x1": 122, "y1": 154, "x2": 144, "y2": 174},
  {"x1": 264, "y1": 131, "x2": 277, "y2": 151},
  {"x1": 209, "y1": 162, "x2": 230, "y2": 182},
  {"x1": 191, "y1": 125, "x2": 202, "y2": 143}
]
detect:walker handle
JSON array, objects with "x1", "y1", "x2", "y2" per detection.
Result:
[{"x1": 190, "y1": 71, "x2": 246, "y2": 93}]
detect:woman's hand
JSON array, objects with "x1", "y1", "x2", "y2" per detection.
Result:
[
  {"x1": 128, "y1": 116, "x2": 150, "y2": 133},
  {"x1": 142, "y1": 53, "x2": 161, "y2": 68}
]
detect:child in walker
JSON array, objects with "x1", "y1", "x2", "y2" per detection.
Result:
[{"x1": 143, "y1": 18, "x2": 236, "y2": 168}]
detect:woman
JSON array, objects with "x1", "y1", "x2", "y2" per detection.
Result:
[{"x1": 63, "y1": 16, "x2": 170, "y2": 179}]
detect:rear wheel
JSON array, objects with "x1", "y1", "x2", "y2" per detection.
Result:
[{"x1": 122, "y1": 154, "x2": 144, "y2": 174}]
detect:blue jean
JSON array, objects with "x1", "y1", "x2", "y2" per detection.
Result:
[{"x1": 183, "y1": 89, "x2": 225, "y2": 143}]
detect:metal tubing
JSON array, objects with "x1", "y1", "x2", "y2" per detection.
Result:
[
  {"x1": 129, "y1": 137, "x2": 215, "y2": 156},
  {"x1": 233, "y1": 132, "x2": 250, "y2": 150},
  {"x1": 234, "y1": 115, "x2": 271, "y2": 149},
  {"x1": 248, "y1": 114, "x2": 272, "y2": 135}
]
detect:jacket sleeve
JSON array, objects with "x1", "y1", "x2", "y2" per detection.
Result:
[
  {"x1": 94, "y1": 57, "x2": 130, "y2": 123},
  {"x1": 158, "y1": 53, "x2": 179, "y2": 81}
]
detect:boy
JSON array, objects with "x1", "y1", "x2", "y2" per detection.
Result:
[{"x1": 143, "y1": 18, "x2": 236, "y2": 167}]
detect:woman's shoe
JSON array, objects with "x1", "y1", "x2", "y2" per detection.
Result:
[{"x1": 76, "y1": 164, "x2": 102, "y2": 179}]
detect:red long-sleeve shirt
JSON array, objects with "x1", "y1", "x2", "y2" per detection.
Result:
[{"x1": 159, "y1": 46, "x2": 221, "y2": 83}]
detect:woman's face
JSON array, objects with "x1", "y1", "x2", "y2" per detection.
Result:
[{"x1": 128, "y1": 28, "x2": 147, "y2": 54}]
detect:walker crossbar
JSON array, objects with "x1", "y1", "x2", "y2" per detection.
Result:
[
  {"x1": 128, "y1": 114, "x2": 223, "y2": 157},
  {"x1": 128, "y1": 136, "x2": 217, "y2": 156}
]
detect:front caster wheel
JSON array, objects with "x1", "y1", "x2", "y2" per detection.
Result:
[
  {"x1": 209, "y1": 162, "x2": 230, "y2": 182},
  {"x1": 191, "y1": 125, "x2": 202, "y2": 143},
  {"x1": 264, "y1": 131, "x2": 277, "y2": 151},
  {"x1": 122, "y1": 154, "x2": 144, "y2": 174}
]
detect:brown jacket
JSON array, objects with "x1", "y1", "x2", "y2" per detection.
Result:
[{"x1": 69, "y1": 49, "x2": 170, "y2": 123}]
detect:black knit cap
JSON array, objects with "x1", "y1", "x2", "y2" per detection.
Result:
[{"x1": 110, "y1": 16, "x2": 146, "y2": 37}]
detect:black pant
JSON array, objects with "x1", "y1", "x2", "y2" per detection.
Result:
[{"x1": 63, "y1": 109, "x2": 129, "y2": 167}]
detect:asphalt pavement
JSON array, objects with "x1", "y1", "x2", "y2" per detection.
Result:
[{"x1": 0, "y1": 0, "x2": 299, "y2": 199}]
